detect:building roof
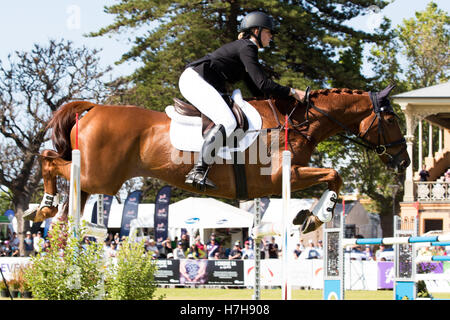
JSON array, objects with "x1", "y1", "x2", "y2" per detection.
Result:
[{"x1": 392, "y1": 82, "x2": 450, "y2": 99}]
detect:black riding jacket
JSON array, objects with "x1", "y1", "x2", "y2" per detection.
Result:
[{"x1": 187, "y1": 39, "x2": 290, "y2": 98}]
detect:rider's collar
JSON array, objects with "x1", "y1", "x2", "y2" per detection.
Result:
[{"x1": 249, "y1": 38, "x2": 259, "y2": 48}]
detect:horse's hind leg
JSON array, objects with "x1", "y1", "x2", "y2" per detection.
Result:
[{"x1": 24, "y1": 150, "x2": 72, "y2": 222}]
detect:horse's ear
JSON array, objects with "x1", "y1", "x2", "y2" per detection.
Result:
[{"x1": 379, "y1": 83, "x2": 396, "y2": 98}]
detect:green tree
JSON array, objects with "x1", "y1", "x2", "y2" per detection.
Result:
[
  {"x1": 397, "y1": 1, "x2": 449, "y2": 88},
  {"x1": 90, "y1": 0, "x2": 391, "y2": 109},
  {"x1": 0, "y1": 40, "x2": 110, "y2": 254},
  {"x1": 344, "y1": 1, "x2": 450, "y2": 236},
  {"x1": 90, "y1": 0, "x2": 392, "y2": 207}
]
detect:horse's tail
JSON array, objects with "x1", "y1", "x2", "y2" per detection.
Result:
[{"x1": 46, "y1": 101, "x2": 96, "y2": 161}]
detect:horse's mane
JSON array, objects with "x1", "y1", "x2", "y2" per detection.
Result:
[{"x1": 310, "y1": 88, "x2": 365, "y2": 97}]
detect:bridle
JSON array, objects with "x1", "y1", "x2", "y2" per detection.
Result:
[{"x1": 274, "y1": 87, "x2": 407, "y2": 168}]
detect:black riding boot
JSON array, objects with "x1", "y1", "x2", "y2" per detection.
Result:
[{"x1": 185, "y1": 124, "x2": 226, "y2": 190}]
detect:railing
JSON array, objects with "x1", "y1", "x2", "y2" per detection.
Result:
[{"x1": 416, "y1": 181, "x2": 450, "y2": 201}]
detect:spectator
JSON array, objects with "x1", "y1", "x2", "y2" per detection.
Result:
[
  {"x1": 194, "y1": 236, "x2": 206, "y2": 253},
  {"x1": 41, "y1": 240, "x2": 51, "y2": 256},
  {"x1": 259, "y1": 238, "x2": 267, "y2": 259},
  {"x1": 81, "y1": 237, "x2": 90, "y2": 251},
  {"x1": 185, "y1": 244, "x2": 205, "y2": 259},
  {"x1": 267, "y1": 237, "x2": 279, "y2": 259},
  {"x1": 1, "y1": 241, "x2": 12, "y2": 256},
  {"x1": 160, "y1": 237, "x2": 173, "y2": 259},
  {"x1": 228, "y1": 242, "x2": 242, "y2": 260},
  {"x1": 171, "y1": 236, "x2": 179, "y2": 249},
  {"x1": 10, "y1": 232, "x2": 19, "y2": 249},
  {"x1": 375, "y1": 245, "x2": 386, "y2": 261},
  {"x1": 419, "y1": 165, "x2": 429, "y2": 181},
  {"x1": 24, "y1": 231, "x2": 34, "y2": 256},
  {"x1": 206, "y1": 237, "x2": 220, "y2": 259},
  {"x1": 107, "y1": 242, "x2": 117, "y2": 258},
  {"x1": 146, "y1": 239, "x2": 159, "y2": 258},
  {"x1": 293, "y1": 243, "x2": 302, "y2": 259},
  {"x1": 208, "y1": 233, "x2": 219, "y2": 245},
  {"x1": 173, "y1": 241, "x2": 186, "y2": 259},
  {"x1": 241, "y1": 241, "x2": 254, "y2": 259},
  {"x1": 445, "y1": 169, "x2": 450, "y2": 183},
  {"x1": 364, "y1": 246, "x2": 373, "y2": 260},
  {"x1": 33, "y1": 231, "x2": 45, "y2": 254},
  {"x1": 213, "y1": 252, "x2": 221, "y2": 260},
  {"x1": 180, "y1": 233, "x2": 190, "y2": 252},
  {"x1": 317, "y1": 240, "x2": 324, "y2": 257},
  {"x1": 217, "y1": 244, "x2": 227, "y2": 259}
]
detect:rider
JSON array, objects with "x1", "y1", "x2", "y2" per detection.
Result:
[{"x1": 179, "y1": 11, "x2": 305, "y2": 190}]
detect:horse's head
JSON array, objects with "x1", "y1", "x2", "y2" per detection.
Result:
[{"x1": 359, "y1": 84, "x2": 410, "y2": 172}]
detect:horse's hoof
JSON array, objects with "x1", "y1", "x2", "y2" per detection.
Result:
[
  {"x1": 23, "y1": 207, "x2": 38, "y2": 221},
  {"x1": 292, "y1": 209, "x2": 312, "y2": 226},
  {"x1": 34, "y1": 207, "x2": 58, "y2": 222},
  {"x1": 301, "y1": 215, "x2": 323, "y2": 234}
]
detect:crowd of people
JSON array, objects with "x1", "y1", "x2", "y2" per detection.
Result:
[
  {"x1": 1, "y1": 229, "x2": 448, "y2": 263},
  {"x1": 0, "y1": 231, "x2": 50, "y2": 257},
  {"x1": 130, "y1": 233, "x2": 325, "y2": 261}
]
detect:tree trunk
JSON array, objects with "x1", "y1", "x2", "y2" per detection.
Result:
[
  {"x1": 14, "y1": 196, "x2": 31, "y2": 256},
  {"x1": 379, "y1": 211, "x2": 394, "y2": 238}
]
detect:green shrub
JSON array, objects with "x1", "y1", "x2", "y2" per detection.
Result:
[
  {"x1": 104, "y1": 236, "x2": 161, "y2": 300},
  {"x1": 23, "y1": 219, "x2": 105, "y2": 300}
]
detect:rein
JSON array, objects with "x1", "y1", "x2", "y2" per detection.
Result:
[{"x1": 246, "y1": 88, "x2": 406, "y2": 166}]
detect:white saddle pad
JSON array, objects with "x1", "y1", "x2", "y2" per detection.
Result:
[{"x1": 165, "y1": 89, "x2": 262, "y2": 160}]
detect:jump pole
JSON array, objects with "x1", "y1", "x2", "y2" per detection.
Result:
[
  {"x1": 253, "y1": 198, "x2": 261, "y2": 300},
  {"x1": 324, "y1": 213, "x2": 450, "y2": 300},
  {"x1": 68, "y1": 113, "x2": 107, "y2": 240},
  {"x1": 323, "y1": 199, "x2": 345, "y2": 300},
  {"x1": 281, "y1": 114, "x2": 292, "y2": 300}
]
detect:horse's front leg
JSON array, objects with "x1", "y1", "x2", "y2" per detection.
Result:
[
  {"x1": 287, "y1": 166, "x2": 343, "y2": 234},
  {"x1": 23, "y1": 150, "x2": 71, "y2": 222}
]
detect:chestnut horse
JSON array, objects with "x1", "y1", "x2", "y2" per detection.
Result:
[{"x1": 24, "y1": 84, "x2": 410, "y2": 234}]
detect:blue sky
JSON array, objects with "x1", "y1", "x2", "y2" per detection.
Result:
[{"x1": 0, "y1": 0, "x2": 448, "y2": 79}]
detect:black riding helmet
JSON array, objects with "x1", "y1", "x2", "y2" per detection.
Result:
[{"x1": 239, "y1": 12, "x2": 275, "y2": 47}]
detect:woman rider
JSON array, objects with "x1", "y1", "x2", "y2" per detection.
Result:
[{"x1": 179, "y1": 11, "x2": 305, "y2": 190}]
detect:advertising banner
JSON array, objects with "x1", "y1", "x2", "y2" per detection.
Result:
[
  {"x1": 154, "y1": 259, "x2": 180, "y2": 284},
  {"x1": 154, "y1": 259, "x2": 244, "y2": 286},
  {"x1": 154, "y1": 186, "x2": 171, "y2": 246},
  {"x1": 378, "y1": 261, "x2": 394, "y2": 289},
  {"x1": 120, "y1": 190, "x2": 143, "y2": 238},
  {"x1": 91, "y1": 194, "x2": 114, "y2": 227},
  {"x1": 0, "y1": 257, "x2": 31, "y2": 281}
]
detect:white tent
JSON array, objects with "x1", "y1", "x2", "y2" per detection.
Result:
[
  {"x1": 240, "y1": 198, "x2": 316, "y2": 249},
  {"x1": 82, "y1": 202, "x2": 155, "y2": 229},
  {"x1": 258, "y1": 198, "x2": 315, "y2": 224},
  {"x1": 168, "y1": 197, "x2": 254, "y2": 229},
  {"x1": 83, "y1": 196, "x2": 253, "y2": 236}
]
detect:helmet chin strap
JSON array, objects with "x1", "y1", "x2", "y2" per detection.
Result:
[{"x1": 251, "y1": 27, "x2": 264, "y2": 48}]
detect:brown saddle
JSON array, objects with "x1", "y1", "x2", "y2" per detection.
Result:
[{"x1": 173, "y1": 97, "x2": 249, "y2": 137}]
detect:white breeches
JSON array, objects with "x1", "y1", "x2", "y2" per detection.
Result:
[{"x1": 178, "y1": 67, "x2": 237, "y2": 137}]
